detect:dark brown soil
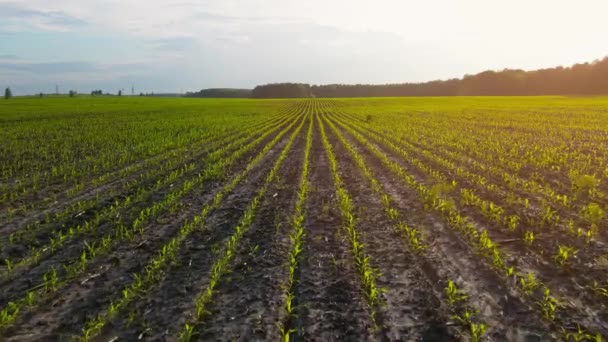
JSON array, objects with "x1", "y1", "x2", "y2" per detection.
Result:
[
  {"x1": 2, "y1": 100, "x2": 605, "y2": 342},
  {"x1": 3, "y1": 117, "x2": 296, "y2": 341},
  {"x1": 291, "y1": 119, "x2": 372, "y2": 341}
]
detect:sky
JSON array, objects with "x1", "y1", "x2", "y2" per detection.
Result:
[{"x1": 1, "y1": 0, "x2": 608, "y2": 95}]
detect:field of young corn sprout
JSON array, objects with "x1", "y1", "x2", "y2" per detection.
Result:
[{"x1": 1, "y1": 96, "x2": 607, "y2": 341}]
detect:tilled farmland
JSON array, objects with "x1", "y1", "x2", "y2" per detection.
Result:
[{"x1": 1, "y1": 97, "x2": 607, "y2": 341}]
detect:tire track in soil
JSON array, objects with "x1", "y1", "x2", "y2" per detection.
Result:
[
  {"x1": 90, "y1": 116, "x2": 304, "y2": 341},
  {"x1": 321, "y1": 114, "x2": 457, "y2": 341},
  {"x1": 328, "y1": 113, "x2": 558, "y2": 341},
  {"x1": 3, "y1": 120, "x2": 299, "y2": 341},
  {"x1": 192, "y1": 117, "x2": 307, "y2": 341},
  {"x1": 291, "y1": 119, "x2": 372, "y2": 341}
]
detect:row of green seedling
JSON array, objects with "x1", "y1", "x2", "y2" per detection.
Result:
[
  {"x1": 316, "y1": 112, "x2": 383, "y2": 325},
  {"x1": 0, "y1": 128, "x2": 220, "y2": 222},
  {"x1": 351, "y1": 109, "x2": 603, "y2": 245},
  {"x1": 331, "y1": 113, "x2": 603, "y2": 340},
  {"x1": 0, "y1": 101, "x2": 303, "y2": 218},
  {"x1": 0, "y1": 109, "x2": 299, "y2": 280},
  {"x1": 324, "y1": 114, "x2": 488, "y2": 340},
  {"x1": 2, "y1": 130, "x2": 217, "y2": 245},
  {"x1": 0, "y1": 110, "x2": 306, "y2": 333},
  {"x1": 0, "y1": 104, "x2": 296, "y2": 227},
  {"x1": 277, "y1": 112, "x2": 314, "y2": 341},
  {"x1": 75, "y1": 108, "x2": 308, "y2": 341},
  {"x1": 323, "y1": 115, "x2": 428, "y2": 254},
  {"x1": 178, "y1": 112, "x2": 309, "y2": 342},
  {"x1": 351, "y1": 112, "x2": 601, "y2": 252},
  {"x1": 337, "y1": 112, "x2": 606, "y2": 302}
]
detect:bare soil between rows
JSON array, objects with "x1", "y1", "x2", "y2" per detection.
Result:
[{"x1": 2, "y1": 104, "x2": 606, "y2": 341}]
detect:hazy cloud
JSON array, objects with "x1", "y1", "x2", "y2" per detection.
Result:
[
  {"x1": 0, "y1": 61, "x2": 147, "y2": 74},
  {"x1": 151, "y1": 36, "x2": 200, "y2": 51},
  {"x1": 0, "y1": 3, "x2": 86, "y2": 32},
  {"x1": 1, "y1": 0, "x2": 608, "y2": 94}
]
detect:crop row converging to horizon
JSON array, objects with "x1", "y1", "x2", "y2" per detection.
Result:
[{"x1": 0, "y1": 96, "x2": 607, "y2": 341}]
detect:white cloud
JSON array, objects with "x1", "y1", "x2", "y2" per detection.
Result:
[
  {"x1": 0, "y1": 2, "x2": 87, "y2": 32},
  {"x1": 1, "y1": 0, "x2": 608, "y2": 94}
]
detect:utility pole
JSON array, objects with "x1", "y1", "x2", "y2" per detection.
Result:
[
  {"x1": 55, "y1": 85, "x2": 59, "y2": 95},
  {"x1": 131, "y1": 86, "x2": 134, "y2": 96}
]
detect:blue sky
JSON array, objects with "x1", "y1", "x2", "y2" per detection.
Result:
[{"x1": 1, "y1": 0, "x2": 608, "y2": 95}]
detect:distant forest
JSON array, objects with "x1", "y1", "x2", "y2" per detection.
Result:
[
  {"x1": 185, "y1": 88, "x2": 252, "y2": 98},
  {"x1": 187, "y1": 57, "x2": 608, "y2": 98}
]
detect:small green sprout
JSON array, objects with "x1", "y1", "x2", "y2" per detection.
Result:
[{"x1": 445, "y1": 280, "x2": 467, "y2": 306}]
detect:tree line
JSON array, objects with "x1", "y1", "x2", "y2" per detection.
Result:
[
  {"x1": 4, "y1": 57, "x2": 608, "y2": 99},
  {"x1": 185, "y1": 88, "x2": 252, "y2": 98},
  {"x1": 250, "y1": 57, "x2": 608, "y2": 98},
  {"x1": 2, "y1": 88, "x2": 131, "y2": 98},
  {"x1": 251, "y1": 83, "x2": 311, "y2": 98}
]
